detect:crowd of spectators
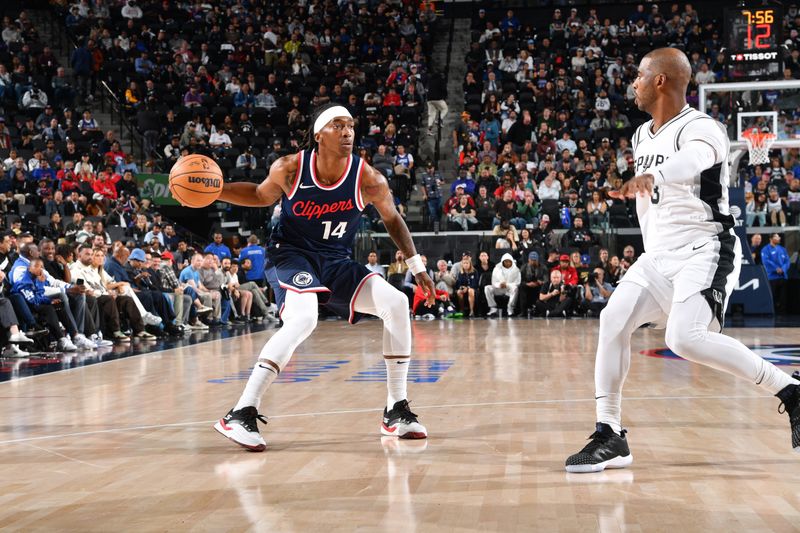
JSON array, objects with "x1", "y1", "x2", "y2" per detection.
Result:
[
  {"x1": 0, "y1": 218, "x2": 280, "y2": 357},
  {"x1": 373, "y1": 243, "x2": 633, "y2": 319},
  {"x1": 50, "y1": 0, "x2": 439, "y2": 228},
  {"x1": 415, "y1": 3, "x2": 800, "y2": 235}
]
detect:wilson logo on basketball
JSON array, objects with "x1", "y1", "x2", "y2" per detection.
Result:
[
  {"x1": 292, "y1": 199, "x2": 355, "y2": 219},
  {"x1": 187, "y1": 176, "x2": 221, "y2": 188}
]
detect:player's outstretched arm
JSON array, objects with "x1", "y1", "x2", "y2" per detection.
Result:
[
  {"x1": 362, "y1": 164, "x2": 436, "y2": 306},
  {"x1": 217, "y1": 154, "x2": 298, "y2": 207}
]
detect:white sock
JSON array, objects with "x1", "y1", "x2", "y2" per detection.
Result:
[
  {"x1": 234, "y1": 361, "x2": 279, "y2": 411},
  {"x1": 755, "y1": 358, "x2": 796, "y2": 395},
  {"x1": 385, "y1": 357, "x2": 409, "y2": 408},
  {"x1": 595, "y1": 394, "x2": 623, "y2": 434}
]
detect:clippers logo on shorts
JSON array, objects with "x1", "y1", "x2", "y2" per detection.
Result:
[
  {"x1": 292, "y1": 271, "x2": 313, "y2": 287},
  {"x1": 273, "y1": 149, "x2": 366, "y2": 256},
  {"x1": 644, "y1": 344, "x2": 800, "y2": 366}
]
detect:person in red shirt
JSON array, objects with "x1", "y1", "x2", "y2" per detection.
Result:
[
  {"x1": 92, "y1": 170, "x2": 118, "y2": 202},
  {"x1": 553, "y1": 254, "x2": 578, "y2": 285},
  {"x1": 104, "y1": 141, "x2": 126, "y2": 167},
  {"x1": 442, "y1": 184, "x2": 475, "y2": 215},
  {"x1": 58, "y1": 161, "x2": 80, "y2": 193},
  {"x1": 382, "y1": 87, "x2": 402, "y2": 108},
  {"x1": 412, "y1": 283, "x2": 451, "y2": 317}
]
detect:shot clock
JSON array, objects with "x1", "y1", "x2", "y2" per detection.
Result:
[{"x1": 724, "y1": 4, "x2": 783, "y2": 79}]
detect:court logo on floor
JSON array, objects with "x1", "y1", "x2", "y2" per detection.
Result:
[
  {"x1": 643, "y1": 344, "x2": 800, "y2": 366},
  {"x1": 208, "y1": 357, "x2": 350, "y2": 384},
  {"x1": 347, "y1": 360, "x2": 455, "y2": 383}
]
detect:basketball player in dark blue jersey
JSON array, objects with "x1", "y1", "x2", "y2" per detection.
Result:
[{"x1": 211, "y1": 103, "x2": 436, "y2": 451}]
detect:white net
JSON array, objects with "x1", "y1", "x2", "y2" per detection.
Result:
[{"x1": 743, "y1": 129, "x2": 776, "y2": 166}]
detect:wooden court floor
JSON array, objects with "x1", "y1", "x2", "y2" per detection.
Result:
[{"x1": 1, "y1": 319, "x2": 799, "y2": 532}]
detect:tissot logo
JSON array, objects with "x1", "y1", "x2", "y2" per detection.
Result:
[
  {"x1": 644, "y1": 344, "x2": 800, "y2": 366},
  {"x1": 730, "y1": 51, "x2": 778, "y2": 61}
]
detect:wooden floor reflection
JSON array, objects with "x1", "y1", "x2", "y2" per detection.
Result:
[{"x1": 0, "y1": 319, "x2": 799, "y2": 532}]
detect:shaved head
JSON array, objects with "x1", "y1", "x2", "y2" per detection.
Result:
[
  {"x1": 633, "y1": 47, "x2": 691, "y2": 117},
  {"x1": 643, "y1": 47, "x2": 692, "y2": 88}
]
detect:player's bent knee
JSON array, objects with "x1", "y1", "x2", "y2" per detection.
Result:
[
  {"x1": 664, "y1": 322, "x2": 707, "y2": 359},
  {"x1": 381, "y1": 288, "x2": 410, "y2": 319}
]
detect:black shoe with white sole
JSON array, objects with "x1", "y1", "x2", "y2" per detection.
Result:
[
  {"x1": 565, "y1": 422, "x2": 633, "y2": 473},
  {"x1": 776, "y1": 371, "x2": 800, "y2": 452}
]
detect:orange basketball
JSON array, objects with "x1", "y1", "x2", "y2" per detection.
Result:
[{"x1": 168, "y1": 154, "x2": 224, "y2": 208}]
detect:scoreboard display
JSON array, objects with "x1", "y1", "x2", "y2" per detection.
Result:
[{"x1": 724, "y1": 5, "x2": 783, "y2": 79}]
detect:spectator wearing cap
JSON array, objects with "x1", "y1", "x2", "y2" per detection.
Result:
[
  {"x1": 453, "y1": 111, "x2": 471, "y2": 158},
  {"x1": 451, "y1": 168, "x2": 476, "y2": 196},
  {"x1": 236, "y1": 147, "x2": 258, "y2": 177},
  {"x1": 553, "y1": 253, "x2": 578, "y2": 286},
  {"x1": 518, "y1": 251, "x2": 548, "y2": 315},
  {"x1": 420, "y1": 162, "x2": 444, "y2": 228},
  {"x1": 449, "y1": 194, "x2": 479, "y2": 231},
  {"x1": 563, "y1": 216, "x2": 595, "y2": 254},
  {"x1": 123, "y1": 247, "x2": 178, "y2": 332},
  {"x1": 266, "y1": 139, "x2": 283, "y2": 166}
]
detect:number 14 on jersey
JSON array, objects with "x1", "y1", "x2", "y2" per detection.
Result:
[{"x1": 321, "y1": 220, "x2": 348, "y2": 239}]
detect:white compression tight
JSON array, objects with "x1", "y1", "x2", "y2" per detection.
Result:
[
  {"x1": 235, "y1": 290, "x2": 318, "y2": 410},
  {"x1": 595, "y1": 284, "x2": 795, "y2": 432},
  {"x1": 353, "y1": 275, "x2": 413, "y2": 407},
  {"x1": 235, "y1": 275, "x2": 412, "y2": 411}
]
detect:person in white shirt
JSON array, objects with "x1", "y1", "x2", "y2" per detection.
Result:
[
  {"x1": 694, "y1": 62, "x2": 716, "y2": 84},
  {"x1": 566, "y1": 47, "x2": 800, "y2": 474},
  {"x1": 365, "y1": 251, "x2": 386, "y2": 278},
  {"x1": 484, "y1": 253, "x2": 520, "y2": 317},
  {"x1": 537, "y1": 172, "x2": 562, "y2": 201},
  {"x1": 209, "y1": 127, "x2": 232, "y2": 153},
  {"x1": 121, "y1": 0, "x2": 143, "y2": 19}
]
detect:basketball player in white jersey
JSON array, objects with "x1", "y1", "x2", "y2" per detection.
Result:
[{"x1": 565, "y1": 48, "x2": 800, "y2": 473}]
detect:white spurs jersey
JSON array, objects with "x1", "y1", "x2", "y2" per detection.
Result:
[{"x1": 632, "y1": 105, "x2": 734, "y2": 253}]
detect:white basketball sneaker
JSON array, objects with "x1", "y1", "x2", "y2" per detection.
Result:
[
  {"x1": 381, "y1": 400, "x2": 427, "y2": 439},
  {"x1": 214, "y1": 406, "x2": 268, "y2": 451}
]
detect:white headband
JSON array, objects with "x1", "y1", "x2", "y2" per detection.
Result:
[{"x1": 313, "y1": 106, "x2": 353, "y2": 134}]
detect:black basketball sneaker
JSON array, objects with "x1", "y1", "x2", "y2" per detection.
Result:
[
  {"x1": 565, "y1": 422, "x2": 633, "y2": 473},
  {"x1": 381, "y1": 399, "x2": 427, "y2": 439},
  {"x1": 776, "y1": 371, "x2": 800, "y2": 452},
  {"x1": 214, "y1": 406, "x2": 268, "y2": 451}
]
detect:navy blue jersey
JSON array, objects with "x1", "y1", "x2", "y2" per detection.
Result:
[{"x1": 272, "y1": 149, "x2": 366, "y2": 257}]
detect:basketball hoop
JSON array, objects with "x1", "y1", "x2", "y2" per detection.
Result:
[{"x1": 742, "y1": 128, "x2": 776, "y2": 166}]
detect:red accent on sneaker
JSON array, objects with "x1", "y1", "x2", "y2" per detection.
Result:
[
  {"x1": 400, "y1": 431, "x2": 427, "y2": 440},
  {"x1": 382, "y1": 421, "x2": 397, "y2": 433},
  {"x1": 220, "y1": 418, "x2": 232, "y2": 431}
]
